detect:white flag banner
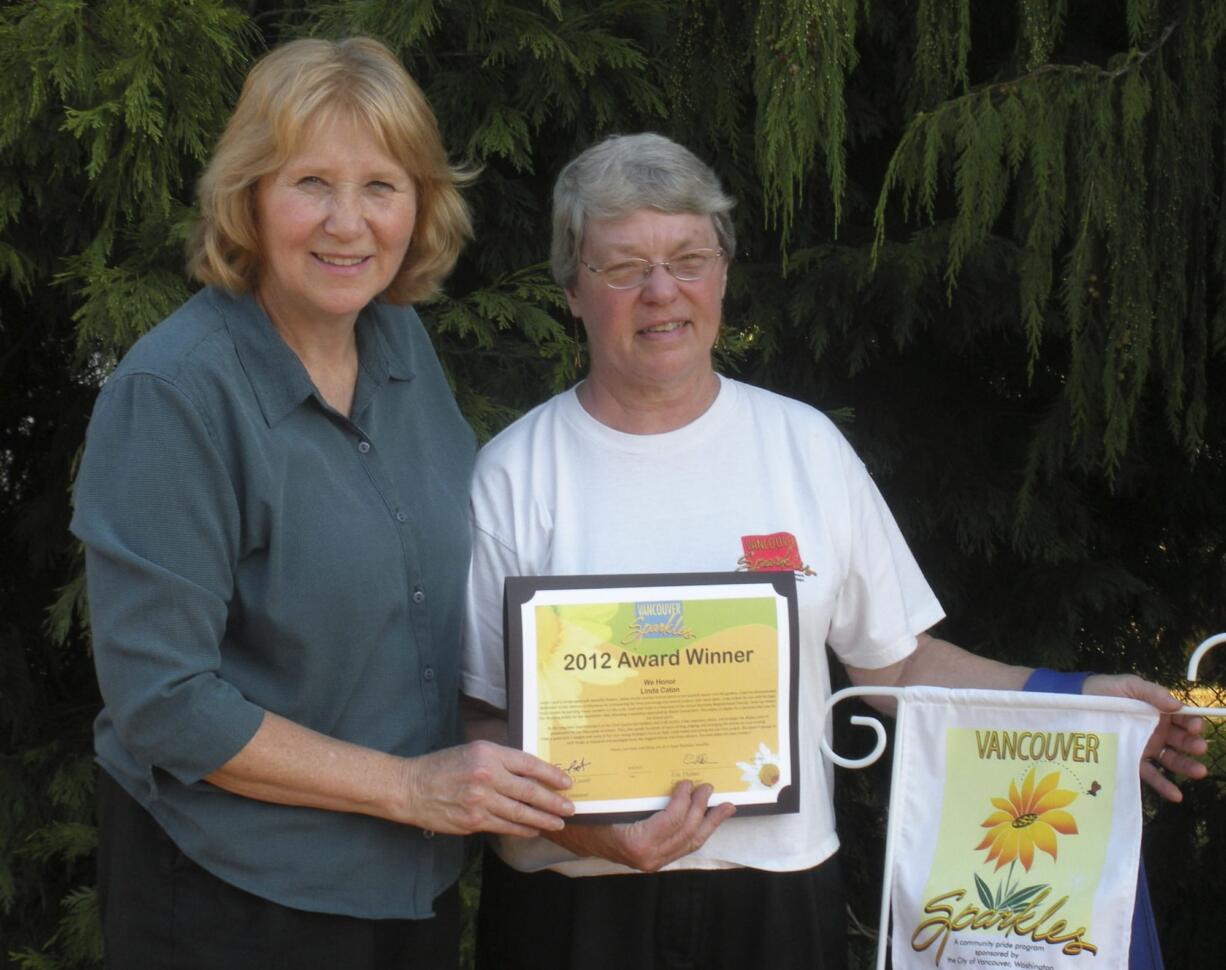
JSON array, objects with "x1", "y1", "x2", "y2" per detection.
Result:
[{"x1": 887, "y1": 688, "x2": 1157, "y2": 970}]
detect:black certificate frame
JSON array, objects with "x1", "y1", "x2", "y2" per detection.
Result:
[{"x1": 504, "y1": 571, "x2": 800, "y2": 823}]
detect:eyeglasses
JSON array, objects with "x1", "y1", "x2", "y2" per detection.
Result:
[{"x1": 580, "y1": 248, "x2": 724, "y2": 290}]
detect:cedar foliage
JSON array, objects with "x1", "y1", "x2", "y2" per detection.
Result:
[{"x1": 2, "y1": 1, "x2": 1223, "y2": 966}]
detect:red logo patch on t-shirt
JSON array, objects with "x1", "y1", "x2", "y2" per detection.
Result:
[{"x1": 737, "y1": 532, "x2": 815, "y2": 576}]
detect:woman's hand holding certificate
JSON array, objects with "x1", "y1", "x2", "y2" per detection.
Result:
[
  {"x1": 401, "y1": 740, "x2": 575, "y2": 838},
  {"x1": 544, "y1": 779, "x2": 736, "y2": 872}
]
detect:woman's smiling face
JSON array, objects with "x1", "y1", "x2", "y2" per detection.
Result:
[
  {"x1": 566, "y1": 208, "x2": 728, "y2": 402},
  {"x1": 254, "y1": 113, "x2": 417, "y2": 329}
]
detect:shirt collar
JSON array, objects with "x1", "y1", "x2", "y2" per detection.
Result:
[{"x1": 209, "y1": 288, "x2": 417, "y2": 427}]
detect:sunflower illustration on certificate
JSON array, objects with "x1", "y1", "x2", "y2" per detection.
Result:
[
  {"x1": 504, "y1": 572, "x2": 800, "y2": 822},
  {"x1": 886, "y1": 688, "x2": 1157, "y2": 969}
]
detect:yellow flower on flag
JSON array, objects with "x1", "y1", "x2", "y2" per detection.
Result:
[{"x1": 975, "y1": 767, "x2": 1078, "y2": 871}]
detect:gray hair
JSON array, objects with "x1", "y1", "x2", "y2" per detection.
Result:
[{"x1": 550, "y1": 133, "x2": 736, "y2": 288}]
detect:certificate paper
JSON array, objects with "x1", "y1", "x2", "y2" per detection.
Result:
[{"x1": 505, "y1": 572, "x2": 799, "y2": 822}]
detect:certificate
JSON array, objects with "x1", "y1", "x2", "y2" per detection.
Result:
[{"x1": 505, "y1": 572, "x2": 799, "y2": 822}]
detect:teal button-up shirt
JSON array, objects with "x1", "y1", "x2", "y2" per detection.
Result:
[{"x1": 71, "y1": 286, "x2": 474, "y2": 918}]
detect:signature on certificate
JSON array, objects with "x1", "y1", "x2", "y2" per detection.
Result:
[
  {"x1": 559, "y1": 757, "x2": 591, "y2": 774},
  {"x1": 682, "y1": 753, "x2": 716, "y2": 765}
]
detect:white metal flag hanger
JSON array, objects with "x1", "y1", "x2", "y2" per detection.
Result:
[
  {"x1": 1184, "y1": 632, "x2": 1226, "y2": 714},
  {"x1": 819, "y1": 634, "x2": 1226, "y2": 970}
]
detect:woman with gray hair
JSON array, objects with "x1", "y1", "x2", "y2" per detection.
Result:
[
  {"x1": 72, "y1": 36, "x2": 573, "y2": 969},
  {"x1": 460, "y1": 132, "x2": 1205, "y2": 969}
]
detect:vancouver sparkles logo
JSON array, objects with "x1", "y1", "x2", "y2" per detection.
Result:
[
  {"x1": 908, "y1": 728, "x2": 1112, "y2": 967},
  {"x1": 625, "y1": 601, "x2": 692, "y2": 642},
  {"x1": 737, "y1": 531, "x2": 815, "y2": 577}
]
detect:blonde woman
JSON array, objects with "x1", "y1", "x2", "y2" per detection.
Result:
[{"x1": 73, "y1": 37, "x2": 572, "y2": 969}]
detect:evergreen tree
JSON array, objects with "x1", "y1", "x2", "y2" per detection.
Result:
[
  {"x1": 2, "y1": 1, "x2": 1222, "y2": 966},
  {"x1": 2, "y1": 2, "x2": 254, "y2": 965}
]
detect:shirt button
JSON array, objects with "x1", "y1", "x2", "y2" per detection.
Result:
[
  {"x1": 423, "y1": 666, "x2": 435, "y2": 682},
  {"x1": 422, "y1": 829, "x2": 435, "y2": 840},
  {"x1": 357, "y1": 441, "x2": 371, "y2": 454},
  {"x1": 412, "y1": 587, "x2": 426, "y2": 604},
  {"x1": 396, "y1": 510, "x2": 407, "y2": 523}
]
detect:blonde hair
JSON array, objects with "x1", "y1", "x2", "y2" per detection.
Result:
[{"x1": 189, "y1": 36, "x2": 472, "y2": 304}]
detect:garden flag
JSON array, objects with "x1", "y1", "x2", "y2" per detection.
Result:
[{"x1": 887, "y1": 688, "x2": 1157, "y2": 969}]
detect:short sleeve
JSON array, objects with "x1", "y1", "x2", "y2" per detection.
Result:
[
  {"x1": 71, "y1": 373, "x2": 264, "y2": 787},
  {"x1": 826, "y1": 461, "x2": 945, "y2": 670},
  {"x1": 459, "y1": 520, "x2": 520, "y2": 710}
]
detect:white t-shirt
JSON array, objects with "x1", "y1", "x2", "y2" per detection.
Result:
[{"x1": 461, "y1": 376, "x2": 944, "y2": 876}]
